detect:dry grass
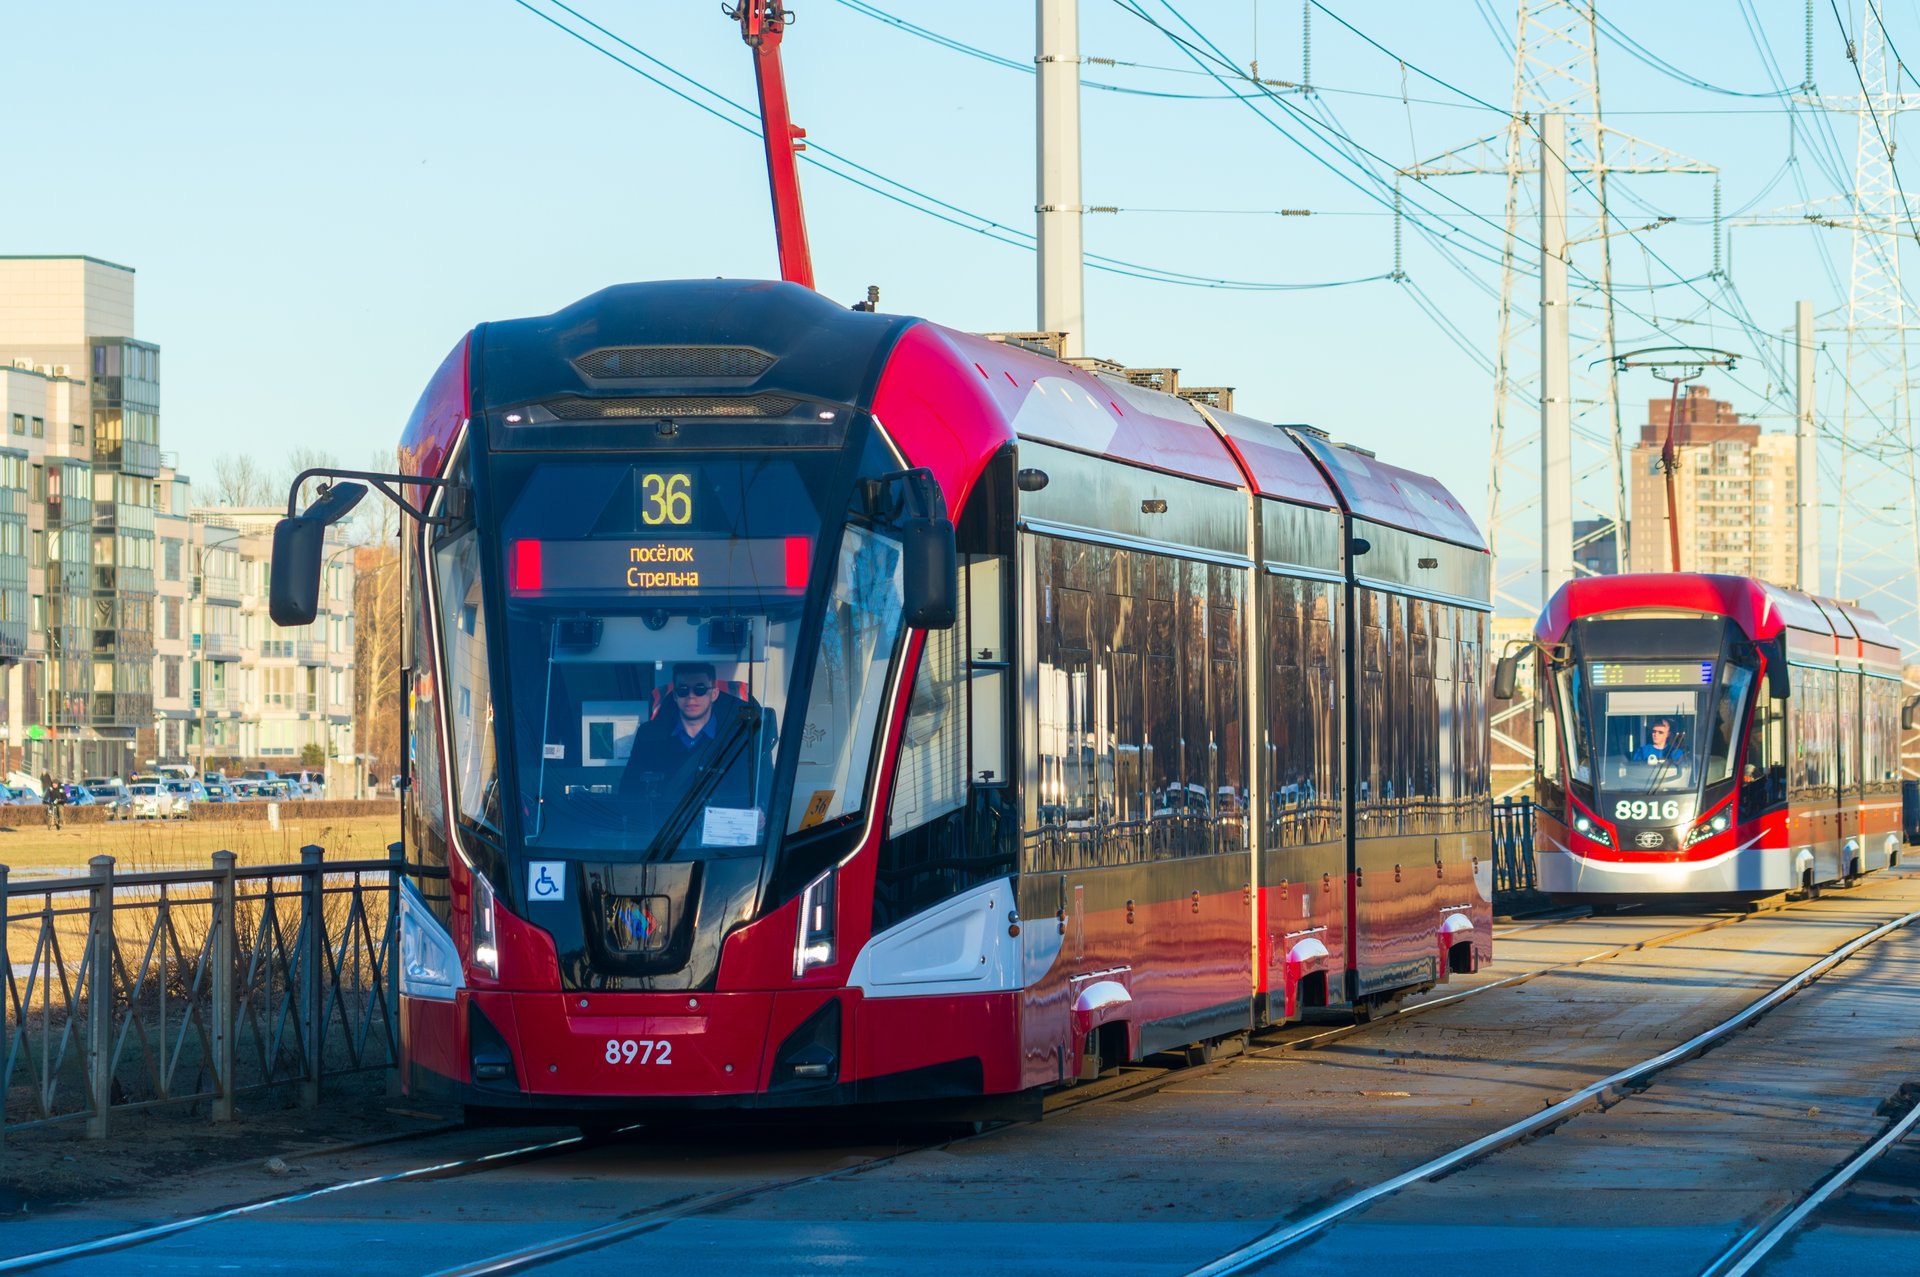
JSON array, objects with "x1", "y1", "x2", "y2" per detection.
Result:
[{"x1": 0, "y1": 812, "x2": 401, "y2": 875}]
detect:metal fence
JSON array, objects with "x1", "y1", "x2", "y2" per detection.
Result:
[
  {"x1": 1492, "y1": 796, "x2": 1537, "y2": 896},
  {"x1": 2, "y1": 844, "x2": 421, "y2": 1141}
]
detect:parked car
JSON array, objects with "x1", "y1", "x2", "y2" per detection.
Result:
[
  {"x1": 203, "y1": 781, "x2": 234, "y2": 803},
  {"x1": 162, "y1": 779, "x2": 205, "y2": 816},
  {"x1": 241, "y1": 768, "x2": 281, "y2": 786},
  {"x1": 59, "y1": 784, "x2": 97, "y2": 806},
  {"x1": 127, "y1": 782, "x2": 170, "y2": 820},
  {"x1": 227, "y1": 780, "x2": 260, "y2": 800}
]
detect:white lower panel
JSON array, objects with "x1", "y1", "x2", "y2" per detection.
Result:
[{"x1": 847, "y1": 876, "x2": 1022, "y2": 998}]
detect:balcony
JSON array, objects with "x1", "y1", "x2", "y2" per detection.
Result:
[
  {"x1": 192, "y1": 689, "x2": 227, "y2": 712},
  {"x1": 197, "y1": 572, "x2": 242, "y2": 604},
  {"x1": 195, "y1": 633, "x2": 243, "y2": 662},
  {"x1": 296, "y1": 640, "x2": 327, "y2": 665}
]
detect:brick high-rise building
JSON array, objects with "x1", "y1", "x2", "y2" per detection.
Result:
[{"x1": 1628, "y1": 384, "x2": 1799, "y2": 584}]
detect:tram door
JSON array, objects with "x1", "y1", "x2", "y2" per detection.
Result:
[{"x1": 1837, "y1": 668, "x2": 1862, "y2": 875}]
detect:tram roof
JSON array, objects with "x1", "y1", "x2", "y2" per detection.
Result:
[
  {"x1": 942, "y1": 329, "x2": 1248, "y2": 490},
  {"x1": 1285, "y1": 430, "x2": 1488, "y2": 551},
  {"x1": 1539, "y1": 573, "x2": 1898, "y2": 656}
]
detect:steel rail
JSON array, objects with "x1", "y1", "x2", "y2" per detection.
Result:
[
  {"x1": 0, "y1": 1130, "x2": 591, "y2": 1273},
  {"x1": 1183, "y1": 905, "x2": 1920, "y2": 1277},
  {"x1": 1699, "y1": 1092, "x2": 1920, "y2": 1277},
  {"x1": 4, "y1": 886, "x2": 1896, "y2": 1271}
]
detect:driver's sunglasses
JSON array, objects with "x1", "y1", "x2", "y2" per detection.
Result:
[{"x1": 672, "y1": 683, "x2": 712, "y2": 698}]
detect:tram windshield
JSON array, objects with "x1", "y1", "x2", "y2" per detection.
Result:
[
  {"x1": 1553, "y1": 618, "x2": 1756, "y2": 816},
  {"x1": 453, "y1": 447, "x2": 907, "y2": 863}
]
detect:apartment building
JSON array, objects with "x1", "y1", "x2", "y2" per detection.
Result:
[
  {"x1": 1627, "y1": 384, "x2": 1799, "y2": 583},
  {"x1": 0, "y1": 257, "x2": 157, "y2": 779}
]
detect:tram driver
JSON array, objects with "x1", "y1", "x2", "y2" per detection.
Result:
[
  {"x1": 1627, "y1": 716, "x2": 1689, "y2": 765},
  {"x1": 621, "y1": 661, "x2": 772, "y2": 815}
]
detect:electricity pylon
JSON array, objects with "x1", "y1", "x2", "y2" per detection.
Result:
[{"x1": 1404, "y1": 1, "x2": 1712, "y2": 618}]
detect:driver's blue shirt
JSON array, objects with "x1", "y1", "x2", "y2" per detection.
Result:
[
  {"x1": 670, "y1": 717, "x2": 718, "y2": 749},
  {"x1": 1627, "y1": 742, "x2": 1684, "y2": 763}
]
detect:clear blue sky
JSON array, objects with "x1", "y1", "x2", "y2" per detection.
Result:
[{"x1": 5, "y1": 1, "x2": 1896, "y2": 538}]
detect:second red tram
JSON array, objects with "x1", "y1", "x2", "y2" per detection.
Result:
[
  {"x1": 1520, "y1": 573, "x2": 1904, "y2": 902},
  {"x1": 276, "y1": 280, "x2": 1492, "y2": 1115}
]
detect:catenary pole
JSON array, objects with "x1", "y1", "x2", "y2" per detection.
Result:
[
  {"x1": 1795, "y1": 300, "x2": 1820, "y2": 593},
  {"x1": 1539, "y1": 113, "x2": 1573, "y2": 597},
  {"x1": 1037, "y1": 0, "x2": 1085, "y2": 356}
]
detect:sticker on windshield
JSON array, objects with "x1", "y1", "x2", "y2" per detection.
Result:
[
  {"x1": 543, "y1": 743, "x2": 565, "y2": 760},
  {"x1": 702, "y1": 807, "x2": 759, "y2": 846},
  {"x1": 528, "y1": 861, "x2": 566, "y2": 902},
  {"x1": 799, "y1": 789, "x2": 836, "y2": 830}
]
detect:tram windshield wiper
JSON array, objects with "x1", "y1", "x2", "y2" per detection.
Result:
[{"x1": 643, "y1": 706, "x2": 767, "y2": 861}]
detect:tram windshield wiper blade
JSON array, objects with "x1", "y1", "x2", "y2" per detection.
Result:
[{"x1": 644, "y1": 708, "x2": 765, "y2": 861}]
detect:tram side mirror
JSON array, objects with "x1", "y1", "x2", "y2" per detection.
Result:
[
  {"x1": 268, "y1": 481, "x2": 367, "y2": 627},
  {"x1": 1767, "y1": 643, "x2": 1792, "y2": 700},
  {"x1": 867, "y1": 467, "x2": 956, "y2": 630},
  {"x1": 1493, "y1": 654, "x2": 1521, "y2": 701},
  {"x1": 901, "y1": 515, "x2": 957, "y2": 630}
]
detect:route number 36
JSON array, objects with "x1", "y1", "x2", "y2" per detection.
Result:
[
  {"x1": 1613, "y1": 799, "x2": 1681, "y2": 822},
  {"x1": 604, "y1": 1038, "x2": 674, "y2": 1065}
]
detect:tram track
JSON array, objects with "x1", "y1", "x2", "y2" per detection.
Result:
[
  {"x1": 3, "y1": 882, "x2": 1903, "y2": 1275},
  {"x1": 1699, "y1": 1087, "x2": 1920, "y2": 1277},
  {"x1": 1180, "y1": 902, "x2": 1920, "y2": 1276}
]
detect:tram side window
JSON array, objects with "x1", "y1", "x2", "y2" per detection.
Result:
[
  {"x1": 1178, "y1": 560, "x2": 1212, "y2": 856},
  {"x1": 1838, "y1": 672, "x2": 1861, "y2": 791},
  {"x1": 1209, "y1": 564, "x2": 1246, "y2": 854},
  {"x1": 1106, "y1": 556, "x2": 1145, "y2": 864},
  {"x1": 1357, "y1": 590, "x2": 1385, "y2": 831},
  {"x1": 403, "y1": 542, "x2": 452, "y2": 914},
  {"x1": 1144, "y1": 563, "x2": 1180, "y2": 862},
  {"x1": 1740, "y1": 683, "x2": 1785, "y2": 814},
  {"x1": 1265, "y1": 574, "x2": 1302, "y2": 848},
  {"x1": 879, "y1": 487, "x2": 1015, "y2": 928},
  {"x1": 1305, "y1": 581, "x2": 1341, "y2": 842},
  {"x1": 889, "y1": 620, "x2": 966, "y2": 839},
  {"x1": 1706, "y1": 665, "x2": 1754, "y2": 786},
  {"x1": 435, "y1": 528, "x2": 501, "y2": 834},
  {"x1": 1863, "y1": 676, "x2": 1900, "y2": 793},
  {"x1": 1788, "y1": 667, "x2": 1836, "y2": 794}
]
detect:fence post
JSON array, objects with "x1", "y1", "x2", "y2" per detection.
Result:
[
  {"x1": 211, "y1": 850, "x2": 237, "y2": 1123},
  {"x1": 86, "y1": 855, "x2": 115, "y2": 1140},
  {"x1": 299, "y1": 845, "x2": 325, "y2": 1107},
  {"x1": 1, "y1": 861, "x2": 9, "y2": 1146},
  {"x1": 387, "y1": 839, "x2": 405, "y2": 1097},
  {"x1": 1522, "y1": 798, "x2": 1537, "y2": 891}
]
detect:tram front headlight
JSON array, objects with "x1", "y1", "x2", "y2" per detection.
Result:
[
  {"x1": 471, "y1": 872, "x2": 500, "y2": 979},
  {"x1": 795, "y1": 866, "x2": 837, "y2": 977},
  {"x1": 1685, "y1": 809, "x2": 1733, "y2": 848},
  {"x1": 1572, "y1": 811, "x2": 1612, "y2": 847}
]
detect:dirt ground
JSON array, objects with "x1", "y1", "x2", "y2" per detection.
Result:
[
  {"x1": 0, "y1": 1070, "x2": 454, "y2": 1217},
  {"x1": 0, "y1": 812, "x2": 401, "y2": 873}
]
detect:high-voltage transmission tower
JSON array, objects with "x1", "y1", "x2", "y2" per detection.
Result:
[
  {"x1": 1733, "y1": 4, "x2": 1920, "y2": 646},
  {"x1": 1826, "y1": 7, "x2": 1920, "y2": 645},
  {"x1": 1403, "y1": 1, "x2": 1711, "y2": 617}
]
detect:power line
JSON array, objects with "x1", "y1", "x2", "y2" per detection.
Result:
[{"x1": 510, "y1": 0, "x2": 1388, "y2": 291}]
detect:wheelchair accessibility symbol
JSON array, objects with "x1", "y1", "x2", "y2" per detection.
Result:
[{"x1": 528, "y1": 862, "x2": 566, "y2": 902}]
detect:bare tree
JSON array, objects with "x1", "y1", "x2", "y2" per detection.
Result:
[
  {"x1": 351, "y1": 448, "x2": 405, "y2": 793},
  {"x1": 208, "y1": 453, "x2": 274, "y2": 506}
]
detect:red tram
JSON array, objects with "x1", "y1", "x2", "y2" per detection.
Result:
[
  {"x1": 1516, "y1": 573, "x2": 1904, "y2": 902},
  {"x1": 272, "y1": 280, "x2": 1492, "y2": 1116}
]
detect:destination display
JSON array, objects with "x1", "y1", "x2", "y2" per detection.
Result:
[
  {"x1": 508, "y1": 535, "x2": 811, "y2": 595},
  {"x1": 1589, "y1": 660, "x2": 1714, "y2": 687}
]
